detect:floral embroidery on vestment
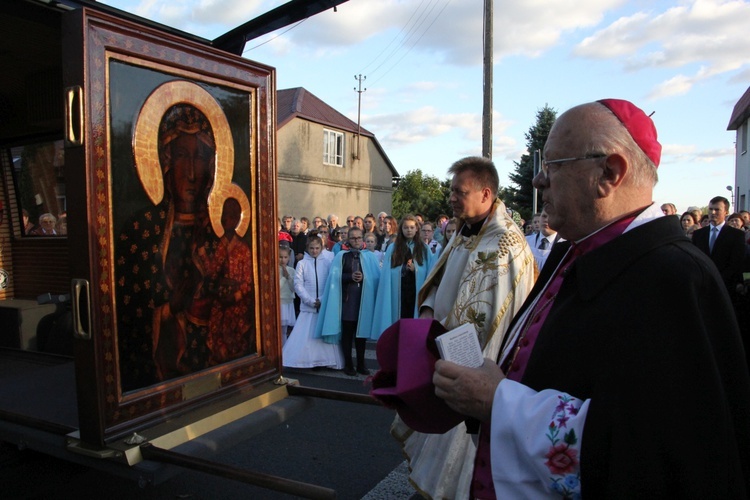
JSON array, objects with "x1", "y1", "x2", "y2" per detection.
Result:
[{"x1": 545, "y1": 394, "x2": 583, "y2": 499}]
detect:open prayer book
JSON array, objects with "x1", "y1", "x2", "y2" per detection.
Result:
[{"x1": 434, "y1": 323, "x2": 484, "y2": 368}]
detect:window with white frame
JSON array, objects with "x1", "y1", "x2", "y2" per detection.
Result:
[{"x1": 323, "y1": 129, "x2": 345, "y2": 167}]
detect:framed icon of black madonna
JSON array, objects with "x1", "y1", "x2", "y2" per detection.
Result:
[{"x1": 63, "y1": 8, "x2": 280, "y2": 445}]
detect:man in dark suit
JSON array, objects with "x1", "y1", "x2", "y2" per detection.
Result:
[{"x1": 692, "y1": 195, "x2": 746, "y2": 296}]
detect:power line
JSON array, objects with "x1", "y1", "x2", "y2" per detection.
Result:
[
  {"x1": 243, "y1": 18, "x2": 308, "y2": 53},
  {"x1": 240, "y1": 0, "x2": 451, "y2": 87},
  {"x1": 359, "y1": 0, "x2": 429, "y2": 74},
  {"x1": 368, "y1": 0, "x2": 452, "y2": 87},
  {"x1": 367, "y1": 0, "x2": 442, "y2": 78}
]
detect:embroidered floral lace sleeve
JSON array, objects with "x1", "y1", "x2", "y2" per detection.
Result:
[{"x1": 489, "y1": 379, "x2": 589, "y2": 499}]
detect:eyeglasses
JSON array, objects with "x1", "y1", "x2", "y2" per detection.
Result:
[
  {"x1": 349, "y1": 236, "x2": 363, "y2": 241},
  {"x1": 541, "y1": 154, "x2": 607, "y2": 177},
  {"x1": 347, "y1": 219, "x2": 354, "y2": 223}
]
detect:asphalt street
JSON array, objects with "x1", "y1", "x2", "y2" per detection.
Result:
[{"x1": 1, "y1": 346, "x2": 423, "y2": 500}]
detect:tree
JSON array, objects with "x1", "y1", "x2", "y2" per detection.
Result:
[
  {"x1": 507, "y1": 104, "x2": 557, "y2": 220},
  {"x1": 391, "y1": 169, "x2": 451, "y2": 221}
]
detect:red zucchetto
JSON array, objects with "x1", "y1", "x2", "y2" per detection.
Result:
[{"x1": 598, "y1": 98, "x2": 662, "y2": 167}]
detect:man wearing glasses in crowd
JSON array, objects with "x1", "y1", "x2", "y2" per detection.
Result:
[
  {"x1": 30, "y1": 213, "x2": 58, "y2": 236},
  {"x1": 317, "y1": 226, "x2": 380, "y2": 376}
]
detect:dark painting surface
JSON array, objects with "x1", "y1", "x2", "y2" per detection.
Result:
[{"x1": 109, "y1": 60, "x2": 257, "y2": 393}]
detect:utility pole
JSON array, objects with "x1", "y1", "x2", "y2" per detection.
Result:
[
  {"x1": 482, "y1": 0, "x2": 493, "y2": 159},
  {"x1": 353, "y1": 74, "x2": 366, "y2": 160},
  {"x1": 533, "y1": 149, "x2": 540, "y2": 213}
]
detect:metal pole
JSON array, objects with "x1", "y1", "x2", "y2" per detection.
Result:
[
  {"x1": 482, "y1": 0, "x2": 493, "y2": 159},
  {"x1": 140, "y1": 443, "x2": 336, "y2": 499},
  {"x1": 286, "y1": 384, "x2": 382, "y2": 406},
  {"x1": 353, "y1": 74, "x2": 366, "y2": 160},
  {"x1": 532, "y1": 149, "x2": 540, "y2": 213}
]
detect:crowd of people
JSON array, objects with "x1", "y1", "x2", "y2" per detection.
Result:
[{"x1": 276, "y1": 209, "x2": 452, "y2": 375}]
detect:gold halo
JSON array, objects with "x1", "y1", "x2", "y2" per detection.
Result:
[
  {"x1": 132, "y1": 80, "x2": 234, "y2": 234},
  {"x1": 214, "y1": 182, "x2": 251, "y2": 238}
]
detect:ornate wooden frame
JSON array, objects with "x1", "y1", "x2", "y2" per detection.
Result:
[{"x1": 64, "y1": 8, "x2": 279, "y2": 445}]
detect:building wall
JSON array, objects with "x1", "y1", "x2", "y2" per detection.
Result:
[
  {"x1": 276, "y1": 118, "x2": 393, "y2": 221},
  {"x1": 735, "y1": 121, "x2": 750, "y2": 212}
]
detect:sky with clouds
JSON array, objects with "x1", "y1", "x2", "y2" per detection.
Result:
[{"x1": 100, "y1": 0, "x2": 750, "y2": 213}]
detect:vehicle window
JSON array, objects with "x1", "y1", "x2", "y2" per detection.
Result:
[{"x1": 10, "y1": 140, "x2": 66, "y2": 237}]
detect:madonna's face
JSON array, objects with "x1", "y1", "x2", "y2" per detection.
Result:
[{"x1": 169, "y1": 134, "x2": 213, "y2": 214}]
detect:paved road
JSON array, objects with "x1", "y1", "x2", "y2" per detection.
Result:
[{"x1": 1, "y1": 345, "x2": 422, "y2": 499}]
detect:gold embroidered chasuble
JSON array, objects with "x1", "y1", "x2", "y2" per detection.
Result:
[{"x1": 394, "y1": 199, "x2": 537, "y2": 499}]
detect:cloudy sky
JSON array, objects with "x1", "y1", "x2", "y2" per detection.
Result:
[{"x1": 100, "y1": 0, "x2": 750, "y2": 213}]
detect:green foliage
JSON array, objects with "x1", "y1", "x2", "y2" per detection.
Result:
[
  {"x1": 392, "y1": 169, "x2": 451, "y2": 221},
  {"x1": 507, "y1": 104, "x2": 557, "y2": 220}
]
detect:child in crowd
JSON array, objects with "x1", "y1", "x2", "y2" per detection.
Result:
[
  {"x1": 332, "y1": 226, "x2": 349, "y2": 254},
  {"x1": 433, "y1": 214, "x2": 449, "y2": 246},
  {"x1": 311, "y1": 229, "x2": 334, "y2": 262},
  {"x1": 443, "y1": 219, "x2": 457, "y2": 245},
  {"x1": 370, "y1": 215, "x2": 434, "y2": 340},
  {"x1": 381, "y1": 215, "x2": 398, "y2": 252},
  {"x1": 282, "y1": 236, "x2": 343, "y2": 369},
  {"x1": 328, "y1": 227, "x2": 343, "y2": 252},
  {"x1": 421, "y1": 221, "x2": 442, "y2": 255},
  {"x1": 364, "y1": 231, "x2": 382, "y2": 265},
  {"x1": 278, "y1": 244, "x2": 296, "y2": 346}
]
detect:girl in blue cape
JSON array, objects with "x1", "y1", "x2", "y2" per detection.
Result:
[{"x1": 370, "y1": 215, "x2": 434, "y2": 340}]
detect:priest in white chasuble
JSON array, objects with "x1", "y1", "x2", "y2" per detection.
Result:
[{"x1": 391, "y1": 156, "x2": 536, "y2": 500}]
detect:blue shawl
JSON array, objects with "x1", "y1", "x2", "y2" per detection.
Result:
[
  {"x1": 369, "y1": 240, "x2": 434, "y2": 340},
  {"x1": 315, "y1": 249, "x2": 381, "y2": 343}
]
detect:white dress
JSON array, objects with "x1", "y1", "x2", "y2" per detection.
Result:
[
  {"x1": 282, "y1": 253, "x2": 344, "y2": 368},
  {"x1": 279, "y1": 265, "x2": 296, "y2": 328}
]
